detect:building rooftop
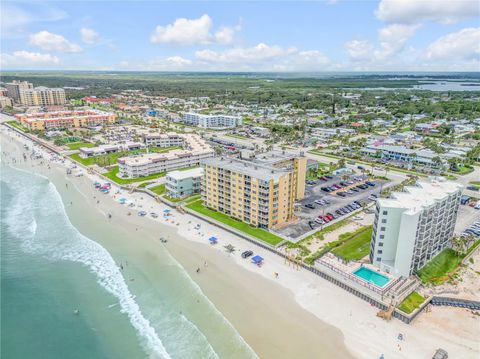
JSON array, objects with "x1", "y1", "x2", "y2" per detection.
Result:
[
  {"x1": 202, "y1": 157, "x2": 289, "y2": 182},
  {"x1": 167, "y1": 167, "x2": 204, "y2": 180},
  {"x1": 252, "y1": 150, "x2": 303, "y2": 166},
  {"x1": 364, "y1": 144, "x2": 439, "y2": 159},
  {"x1": 118, "y1": 134, "x2": 213, "y2": 167},
  {"x1": 378, "y1": 178, "x2": 463, "y2": 215}
]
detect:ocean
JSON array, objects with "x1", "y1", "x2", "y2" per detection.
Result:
[{"x1": 1, "y1": 163, "x2": 257, "y2": 359}]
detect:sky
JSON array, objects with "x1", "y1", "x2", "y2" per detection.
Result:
[{"x1": 1, "y1": 0, "x2": 479, "y2": 72}]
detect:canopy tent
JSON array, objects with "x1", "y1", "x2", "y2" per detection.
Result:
[
  {"x1": 208, "y1": 236, "x2": 218, "y2": 244},
  {"x1": 251, "y1": 255, "x2": 264, "y2": 264},
  {"x1": 224, "y1": 244, "x2": 236, "y2": 253}
]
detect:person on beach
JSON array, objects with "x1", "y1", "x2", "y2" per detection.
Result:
[
  {"x1": 204, "y1": 261, "x2": 208, "y2": 267},
  {"x1": 196, "y1": 268, "x2": 200, "y2": 273}
]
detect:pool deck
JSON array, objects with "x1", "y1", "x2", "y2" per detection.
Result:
[{"x1": 316, "y1": 253, "x2": 400, "y2": 298}]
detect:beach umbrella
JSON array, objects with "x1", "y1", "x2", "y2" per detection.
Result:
[
  {"x1": 163, "y1": 209, "x2": 171, "y2": 213},
  {"x1": 251, "y1": 255, "x2": 264, "y2": 264},
  {"x1": 208, "y1": 237, "x2": 218, "y2": 244}
]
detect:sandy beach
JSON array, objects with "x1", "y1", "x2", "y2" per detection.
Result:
[{"x1": 2, "y1": 126, "x2": 479, "y2": 359}]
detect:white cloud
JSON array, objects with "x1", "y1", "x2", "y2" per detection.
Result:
[
  {"x1": 214, "y1": 25, "x2": 241, "y2": 44},
  {"x1": 29, "y1": 31, "x2": 82, "y2": 52},
  {"x1": 195, "y1": 43, "x2": 297, "y2": 63},
  {"x1": 344, "y1": 40, "x2": 373, "y2": 61},
  {"x1": 376, "y1": 0, "x2": 479, "y2": 24},
  {"x1": 0, "y1": 50, "x2": 60, "y2": 67},
  {"x1": 194, "y1": 43, "x2": 331, "y2": 71},
  {"x1": 165, "y1": 56, "x2": 192, "y2": 66},
  {"x1": 119, "y1": 56, "x2": 193, "y2": 70},
  {"x1": 80, "y1": 28, "x2": 100, "y2": 44},
  {"x1": 150, "y1": 14, "x2": 239, "y2": 45},
  {"x1": 425, "y1": 27, "x2": 480, "y2": 61},
  {"x1": 377, "y1": 24, "x2": 420, "y2": 58},
  {"x1": 1, "y1": 4, "x2": 67, "y2": 30}
]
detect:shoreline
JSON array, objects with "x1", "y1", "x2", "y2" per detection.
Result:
[
  {"x1": 2, "y1": 126, "x2": 479, "y2": 359},
  {"x1": 1, "y1": 128, "x2": 352, "y2": 358}
]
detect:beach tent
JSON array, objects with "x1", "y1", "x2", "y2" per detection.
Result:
[
  {"x1": 208, "y1": 236, "x2": 218, "y2": 244},
  {"x1": 251, "y1": 255, "x2": 264, "y2": 265}
]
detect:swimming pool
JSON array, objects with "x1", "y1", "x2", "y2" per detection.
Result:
[{"x1": 353, "y1": 267, "x2": 390, "y2": 288}]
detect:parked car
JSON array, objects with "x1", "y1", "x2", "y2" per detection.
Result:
[
  {"x1": 305, "y1": 203, "x2": 315, "y2": 209},
  {"x1": 337, "y1": 192, "x2": 346, "y2": 197},
  {"x1": 241, "y1": 250, "x2": 254, "y2": 259}
]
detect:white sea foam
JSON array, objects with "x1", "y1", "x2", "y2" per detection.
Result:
[
  {"x1": 3, "y1": 159, "x2": 258, "y2": 359},
  {"x1": 2, "y1": 166, "x2": 171, "y2": 359}
]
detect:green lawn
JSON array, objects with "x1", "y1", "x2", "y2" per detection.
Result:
[
  {"x1": 103, "y1": 166, "x2": 166, "y2": 185},
  {"x1": 417, "y1": 249, "x2": 463, "y2": 285},
  {"x1": 138, "y1": 181, "x2": 154, "y2": 188},
  {"x1": 470, "y1": 181, "x2": 480, "y2": 188},
  {"x1": 331, "y1": 226, "x2": 373, "y2": 261},
  {"x1": 7, "y1": 121, "x2": 28, "y2": 132},
  {"x1": 69, "y1": 146, "x2": 181, "y2": 167},
  {"x1": 186, "y1": 200, "x2": 284, "y2": 246},
  {"x1": 398, "y1": 291, "x2": 426, "y2": 314},
  {"x1": 149, "y1": 184, "x2": 165, "y2": 195},
  {"x1": 450, "y1": 166, "x2": 474, "y2": 175},
  {"x1": 164, "y1": 193, "x2": 201, "y2": 203},
  {"x1": 226, "y1": 134, "x2": 249, "y2": 140},
  {"x1": 66, "y1": 142, "x2": 95, "y2": 150}
]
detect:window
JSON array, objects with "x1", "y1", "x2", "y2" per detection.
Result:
[
  {"x1": 378, "y1": 242, "x2": 384, "y2": 247},
  {"x1": 379, "y1": 234, "x2": 384, "y2": 239},
  {"x1": 381, "y1": 219, "x2": 387, "y2": 224},
  {"x1": 377, "y1": 250, "x2": 383, "y2": 254},
  {"x1": 380, "y1": 227, "x2": 386, "y2": 231},
  {"x1": 382, "y1": 211, "x2": 388, "y2": 215},
  {"x1": 376, "y1": 257, "x2": 381, "y2": 262}
]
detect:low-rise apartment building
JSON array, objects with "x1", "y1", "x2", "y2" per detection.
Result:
[
  {"x1": 361, "y1": 145, "x2": 445, "y2": 169},
  {"x1": 142, "y1": 133, "x2": 184, "y2": 148},
  {"x1": 183, "y1": 112, "x2": 242, "y2": 128},
  {"x1": 79, "y1": 142, "x2": 143, "y2": 158},
  {"x1": 202, "y1": 152, "x2": 306, "y2": 229},
  {"x1": 165, "y1": 167, "x2": 204, "y2": 199},
  {"x1": 311, "y1": 127, "x2": 356, "y2": 138},
  {"x1": 16, "y1": 110, "x2": 116, "y2": 131},
  {"x1": 118, "y1": 134, "x2": 213, "y2": 178},
  {"x1": 370, "y1": 178, "x2": 462, "y2": 277}
]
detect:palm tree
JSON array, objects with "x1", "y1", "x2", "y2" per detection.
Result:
[
  {"x1": 432, "y1": 156, "x2": 443, "y2": 169},
  {"x1": 214, "y1": 145, "x2": 224, "y2": 156}
]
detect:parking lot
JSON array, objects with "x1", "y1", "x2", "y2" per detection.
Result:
[
  {"x1": 455, "y1": 202, "x2": 480, "y2": 235},
  {"x1": 276, "y1": 173, "x2": 390, "y2": 239}
]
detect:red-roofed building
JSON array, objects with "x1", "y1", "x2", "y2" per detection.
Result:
[{"x1": 82, "y1": 96, "x2": 113, "y2": 105}]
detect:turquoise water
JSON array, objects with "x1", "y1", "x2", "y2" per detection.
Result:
[
  {"x1": 1, "y1": 163, "x2": 257, "y2": 359},
  {"x1": 353, "y1": 267, "x2": 390, "y2": 288}
]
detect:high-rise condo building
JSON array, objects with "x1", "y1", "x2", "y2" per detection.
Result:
[
  {"x1": 370, "y1": 178, "x2": 462, "y2": 277},
  {"x1": 202, "y1": 151, "x2": 307, "y2": 229},
  {"x1": 19, "y1": 87, "x2": 66, "y2": 106},
  {"x1": 5, "y1": 81, "x2": 33, "y2": 102}
]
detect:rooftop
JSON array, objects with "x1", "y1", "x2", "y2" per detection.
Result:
[
  {"x1": 167, "y1": 167, "x2": 204, "y2": 180},
  {"x1": 202, "y1": 157, "x2": 289, "y2": 182},
  {"x1": 378, "y1": 178, "x2": 463, "y2": 215},
  {"x1": 252, "y1": 150, "x2": 303, "y2": 165}
]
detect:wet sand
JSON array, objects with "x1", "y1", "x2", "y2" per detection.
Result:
[{"x1": 1, "y1": 130, "x2": 353, "y2": 359}]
